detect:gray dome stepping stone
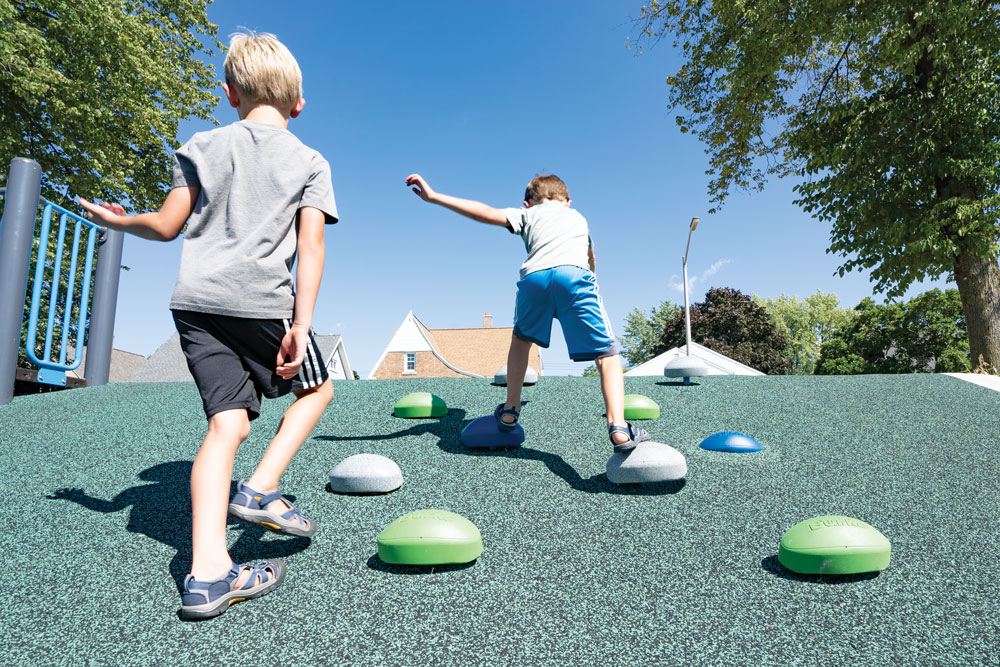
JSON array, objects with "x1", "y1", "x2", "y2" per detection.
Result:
[
  {"x1": 663, "y1": 356, "x2": 710, "y2": 385},
  {"x1": 606, "y1": 442, "x2": 687, "y2": 484},
  {"x1": 493, "y1": 365, "x2": 538, "y2": 386},
  {"x1": 329, "y1": 454, "x2": 403, "y2": 494}
]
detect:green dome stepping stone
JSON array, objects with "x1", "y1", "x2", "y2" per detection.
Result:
[
  {"x1": 623, "y1": 394, "x2": 660, "y2": 420},
  {"x1": 778, "y1": 515, "x2": 891, "y2": 575},
  {"x1": 377, "y1": 510, "x2": 483, "y2": 565},
  {"x1": 393, "y1": 392, "x2": 447, "y2": 418}
]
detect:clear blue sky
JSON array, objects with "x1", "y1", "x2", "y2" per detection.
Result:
[{"x1": 110, "y1": 0, "x2": 949, "y2": 376}]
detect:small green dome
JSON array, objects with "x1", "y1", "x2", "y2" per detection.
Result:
[
  {"x1": 393, "y1": 392, "x2": 447, "y2": 418},
  {"x1": 377, "y1": 510, "x2": 483, "y2": 565}
]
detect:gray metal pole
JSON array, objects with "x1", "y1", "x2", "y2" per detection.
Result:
[
  {"x1": 0, "y1": 158, "x2": 42, "y2": 405},
  {"x1": 84, "y1": 228, "x2": 124, "y2": 387}
]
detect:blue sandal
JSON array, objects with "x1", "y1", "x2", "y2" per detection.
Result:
[
  {"x1": 609, "y1": 422, "x2": 651, "y2": 454},
  {"x1": 181, "y1": 559, "x2": 286, "y2": 620},
  {"x1": 228, "y1": 481, "x2": 316, "y2": 537},
  {"x1": 494, "y1": 403, "x2": 521, "y2": 432}
]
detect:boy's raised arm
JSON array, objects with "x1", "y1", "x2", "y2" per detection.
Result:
[
  {"x1": 78, "y1": 186, "x2": 199, "y2": 242},
  {"x1": 405, "y1": 174, "x2": 510, "y2": 228}
]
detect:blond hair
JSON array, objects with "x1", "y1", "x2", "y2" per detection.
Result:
[
  {"x1": 224, "y1": 31, "x2": 302, "y2": 109},
  {"x1": 525, "y1": 174, "x2": 569, "y2": 203}
]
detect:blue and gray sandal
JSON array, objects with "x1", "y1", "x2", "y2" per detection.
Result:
[
  {"x1": 494, "y1": 403, "x2": 521, "y2": 432},
  {"x1": 180, "y1": 559, "x2": 286, "y2": 620},
  {"x1": 228, "y1": 481, "x2": 316, "y2": 537},
  {"x1": 609, "y1": 422, "x2": 651, "y2": 454}
]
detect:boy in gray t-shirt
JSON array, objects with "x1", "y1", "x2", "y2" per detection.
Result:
[
  {"x1": 80, "y1": 32, "x2": 337, "y2": 620},
  {"x1": 405, "y1": 173, "x2": 652, "y2": 453}
]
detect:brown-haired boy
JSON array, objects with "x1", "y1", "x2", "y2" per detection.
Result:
[{"x1": 405, "y1": 173, "x2": 650, "y2": 452}]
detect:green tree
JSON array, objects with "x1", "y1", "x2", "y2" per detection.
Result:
[
  {"x1": 582, "y1": 364, "x2": 600, "y2": 377},
  {"x1": 620, "y1": 300, "x2": 681, "y2": 366},
  {"x1": 633, "y1": 0, "x2": 1000, "y2": 369},
  {"x1": 657, "y1": 287, "x2": 790, "y2": 374},
  {"x1": 1, "y1": 1, "x2": 220, "y2": 369},
  {"x1": 1, "y1": 0, "x2": 221, "y2": 209},
  {"x1": 753, "y1": 291, "x2": 855, "y2": 374},
  {"x1": 815, "y1": 289, "x2": 971, "y2": 374}
]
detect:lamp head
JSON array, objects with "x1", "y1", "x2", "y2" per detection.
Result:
[{"x1": 690, "y1": 217, "x2": 700, "y2": 231}]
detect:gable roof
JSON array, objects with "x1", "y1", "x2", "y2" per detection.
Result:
[
  {"x1": 368, "y1": 311, "x2": 543, "y2": 379},
  {"x1": 624, "y1": 341, "x2": 765, "y2": 376}
]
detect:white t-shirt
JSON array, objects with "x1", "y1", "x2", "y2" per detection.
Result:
[{"x1": 502, "y1": 201, "x2": 592, "y2": 279}]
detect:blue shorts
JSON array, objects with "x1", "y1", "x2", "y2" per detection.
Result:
[{"x1": 513, "y1": 265, "x2": 618, "y2": 362}]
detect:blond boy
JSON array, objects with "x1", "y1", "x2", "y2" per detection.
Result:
[{"x1": 80, "y1": 32, "x2": 338, "y2": 619}]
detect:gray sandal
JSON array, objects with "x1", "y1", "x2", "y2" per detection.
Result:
[
  {"x1": 494, "y1": 403, "x2": 521, "y2": 431},
  {"x1": 180, "y1": 559, "x2": 286, "y2": 620},
  {"x1": 228, "y1": 481, "x2": 316, "y2": 537},
  {"x1": 609, "y1": 422, "x2": 651, "y2": 454}
]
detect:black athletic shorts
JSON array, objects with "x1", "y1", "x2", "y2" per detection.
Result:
[{"x1": 172, "y1": 309, "x2": 329, "y2": 420}]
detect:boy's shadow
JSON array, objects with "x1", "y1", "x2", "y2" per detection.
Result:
[
  {"x1": 317, "y1": 407, "x2": 685, "y2": 497},
  {"x1": 47, "y1": 461, "x2": 311, "y2": 591}
]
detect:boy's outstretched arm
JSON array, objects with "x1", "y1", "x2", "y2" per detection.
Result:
[
  {"x1": 405, "y1": 174, "x2": 509, "y2": 228},
  {"x1": 77, "y1": 185, "x2": 199, "y2": 242},
  {"x1": 277, "y1": 206, "x2": 325, "y2": 379}
]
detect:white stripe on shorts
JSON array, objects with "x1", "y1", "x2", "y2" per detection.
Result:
[{"x1": 283, "y1": 318, "x2": 319, "y2": 387}]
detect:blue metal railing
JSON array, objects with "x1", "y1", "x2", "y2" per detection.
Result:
[{"x1": 24, "y1": 199, "x2": 100, "y2": 386}]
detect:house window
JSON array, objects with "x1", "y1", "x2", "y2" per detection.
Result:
[{"x1": 404, "y1": 353, "x2": 416, "y2": 374}]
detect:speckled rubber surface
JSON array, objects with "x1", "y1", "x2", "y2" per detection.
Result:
[{"x1": 3, "y1": 375, "x2": 999, "y2": 665}]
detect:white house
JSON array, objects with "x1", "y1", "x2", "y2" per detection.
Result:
[{"x1": 624, "y1": 341, "x2": 765, "y2": 376}]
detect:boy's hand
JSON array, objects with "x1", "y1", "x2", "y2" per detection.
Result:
[
  {"x1": 405, "y1": 174, "x2": 437, "y2": 203},
  {"x1": 276, "y1": 326, "x2": 309, "y2": 379},
  {"x1": 78, "y1": 197, "x2": 126, "y2": 224}
]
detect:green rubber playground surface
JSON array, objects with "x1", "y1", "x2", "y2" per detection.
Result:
[{"x1": 2, "y1": 375, "x2": 999, "y2": 665}]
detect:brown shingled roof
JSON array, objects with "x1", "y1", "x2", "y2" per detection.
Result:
[{"x1": 425, "y1": 326, "x2": 542, "y2": 378}]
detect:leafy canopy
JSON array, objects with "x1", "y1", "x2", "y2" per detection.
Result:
[
  {"x1": 815, "y1": 289, "x2": 971, "y2": 374},
  {"x1": 632, "y1": 1, "x2": 1000, "y2": 298},
  {"x1": 658, "y1": 287, "x2": 791, "y2": 374},
  {"x1": 620, "y1": 300, "x2": 681, "y2": 367},
  {"x1": 0, "y1": 0, "x2": 221, "y2": 209},
  {"x1": 752, "y1": 291, "x2": 854, "y2": 374}
]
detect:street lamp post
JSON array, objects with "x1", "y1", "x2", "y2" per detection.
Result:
[
  {"x1": 663, "y1": 216, "x2": 709, "y2": 385},
  {"x1": 682, "y1": 217, "x2": 699, "y2": 357}
]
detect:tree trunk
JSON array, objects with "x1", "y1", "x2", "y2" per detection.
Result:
[{"x1": 954, "y1": 248, "x2": 1000, "y2": 370}]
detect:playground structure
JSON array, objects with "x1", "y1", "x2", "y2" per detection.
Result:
[{"x1": 0, "y1": 158, "x2": 124, "y2": 405}]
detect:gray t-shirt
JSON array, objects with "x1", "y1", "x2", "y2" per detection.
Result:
[
  {"x1": 169, "y1": 120, "x2": 338, "y2": 319},
  {"x1": 503, "y1": 202, "x2": 592, "y2": 278}
]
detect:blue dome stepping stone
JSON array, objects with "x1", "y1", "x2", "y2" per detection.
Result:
[
  {"x1": 606, "y1": 441, "x2": 687, "y2": 484},
  {"x1": 623, "y1": 394, "x2": 660, "y2": 420},
  {"x1": 329, "y1": 454, "x2": 403, "y2": 494},
  {"x1": 699, "y1": 431, "x2": 762, "y2": 453},
  {"x1": 778, "y1": 515, "x2": 891, "y2": 575},
  {"x1": 663, "y1": 356, "x2": 709, "y2": 385},
  {"x1": 493, "y1": 365, "x2": 538, "y2": 386},
  {"x1": 377, "y1": 510, "x2": 483, "y2": 565},
  {"x1": 460, "y1": 415, "x2": 524, "y2": 449},
  {"x1": 393, "y1": 392, "x2": 447, "y2": 418}
]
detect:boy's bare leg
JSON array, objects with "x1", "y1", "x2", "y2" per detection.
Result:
[
  {"x1": 596, "y1": 353, "x2": 630, "y2": 445},
  {"x1": 190, "y1": 408, "x2": 251, "y2": 581},
  {"x1": 502, "y1": 334, "x2": 532, "y2": 423},
  {"x1": 245, "y1": 379, "x2": 333, "y2": 523}
]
